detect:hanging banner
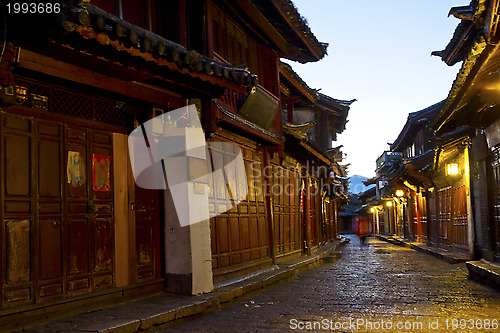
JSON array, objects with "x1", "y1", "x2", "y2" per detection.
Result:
[
  {"x1": 93, "y1": 154, "x2": 111, "y2": 191},
  {"x1": 300, "y1": 180, "x2": 304, "y2": 212},
  {"x1": 67, "y1": 151, "x2": 84, "y2": 187}
]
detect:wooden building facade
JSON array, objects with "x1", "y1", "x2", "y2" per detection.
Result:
[
  {"x1": 431, "y1": 0, "x2": 500, "y2": 263},
  {"x1": 0, "y1": 0, "x2": 352, "y2": 328},
  {"x1": 363, "y1": 101, "x2": 474, "y2": 258}
]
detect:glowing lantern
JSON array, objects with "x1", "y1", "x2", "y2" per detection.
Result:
[{"x1": 446, "y1": 163, "x2": 459, "y2": 176}]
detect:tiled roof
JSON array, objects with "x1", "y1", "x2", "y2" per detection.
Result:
[
  {"x1": 431, "y1": 20, "x2": 476, "y2": 66},
  {"x1": 279, "y1": 62, "x2": 318, "y2": 102},
  {"x1": 431, "y1": 35, "x2": 489, "y2": 134},
  {"x1": 317, "y1": 93, "x2": 356, "y2": 111},
  {"x1": 252, "y1": 0, "x2": 328, "y2": 62},
  {"x1": 8, "y1": 2, "x2": 258, "y2": 92},
  {"x1": 430, "y1": 0, "x2": 487, "y2": 66},
  {"x1": 316, "y1": 93, "x2": 355, "y2": 134},
  {"x1": 391, "y1": 101, "x2": 444, "y2": 152},
  {"x1": 283, "y1": 121, "x2": 316, "y2": 140},
  {"x1": 81, "y1": 4, "x2": 258, "y2": 88}
]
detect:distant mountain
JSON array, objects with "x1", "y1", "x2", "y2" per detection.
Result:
[{"x1": 349, "y1": 175, "x2": 375, "y2": 194}]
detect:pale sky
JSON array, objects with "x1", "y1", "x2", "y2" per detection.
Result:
[{"x1": 284, "y1": 0, "x2": 462, "y2": 177}]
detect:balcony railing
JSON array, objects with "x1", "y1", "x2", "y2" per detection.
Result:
[
  {"x1": 217, "y1": 88, "x2": 247, "y2": 114},
  {"x1": 376, "y1": 151, "x2": 402, "y2": 172},
  {"x1": 216, "y1": 84, "x2": 281, "y2": 136}
]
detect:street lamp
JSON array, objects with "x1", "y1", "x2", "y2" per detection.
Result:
[
  {"x1": 386, "y1": 201, "x2": 393, "y2": 207},
  {"x1": 370, "y1": 207, "x2": 376, "y2": 213},
  {"x1": 395, "y1": 190, "x2": 404, "y2": 197}
]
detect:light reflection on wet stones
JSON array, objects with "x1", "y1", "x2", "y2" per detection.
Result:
[{"x1": 161, "y1": 235, "x2": 500, "y2": 333}]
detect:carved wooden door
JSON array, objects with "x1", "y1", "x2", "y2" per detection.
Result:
[
  {"x1": 65, "y1": 126, "x2": 114, "y2": 295},
  {"x1": 451, "y1": 184, "x2": 468, "y2": 250},
  {"x1": 0, "y1": 111, "x2": 115, "y2": 309},
  {"x1": 134, "y1": 184, "x2": 161, "y2": 282},
  {"x1": 491, "y1": 145, "x2": 500, "y2": 260},
  {"x1": 308, "y1": 178, "x2": 321, "y2": 245},
  {"x1": 271, "y1": 164, "x2": 301, "y2": 255},
  {"x1": 437, "y1": 186, "x2": 451, "y2": 249}
]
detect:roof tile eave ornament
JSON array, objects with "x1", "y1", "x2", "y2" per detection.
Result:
[
  {"x1": 431, "y1": 35, "x2": 489, "y2": 135},
  {"x1": 431, "y1": 20, "x2": 476, "y2": 66},
  {"x1": 431, "y1": 0, "x2": 488, "y2": 66},
  {"x1": 274, "y1": 0, "x2": 328, "y2": 61},
  {"x1": 279, "y1": 61, "x2": 319, "y2": 102},
  {"x1": 56, "y1": 3, "x2": 258, "y2": 89},
  {"x1": 317, "y1": 93, "x2": 356, "y2": 111},
  {"x1": 283, "y1": 128, "x2": 334, "y2": 166}
]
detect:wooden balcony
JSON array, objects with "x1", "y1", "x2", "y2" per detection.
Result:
[{"x1": 217, "y1": 88, "x2": 248, "y2": 114}]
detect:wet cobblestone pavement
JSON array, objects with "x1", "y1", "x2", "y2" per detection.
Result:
[{"x1": 161, "y1": 235, "x2": 500, "y2": 333}]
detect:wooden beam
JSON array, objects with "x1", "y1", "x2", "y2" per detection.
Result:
[{"x1": 18, "y1": 49, "x2": 180, "y2": 106}]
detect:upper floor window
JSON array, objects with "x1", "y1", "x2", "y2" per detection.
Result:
[
  {"x1": 90, "y1": 0, "x2": 184, "y2": 45},
  {"x1": 406, "y1": 144, "x2": 415, "y2": 159},
  {"x1": 91, "y1": 0, "x2": 149, "y2": 30}
]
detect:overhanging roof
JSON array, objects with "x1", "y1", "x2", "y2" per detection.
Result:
[
  {"x1": 279, "y1": 62, "x2": 318, "y2": 103},
  {"x1": 391, "y1": 101, "x2": 444, "y2": 151},
  {"x1": 7, "y1": 2, "x2": 259, "y2": 98},
  {"x1": 251, "y1": 0, "x2": 328, "y2": 62},
  {"x1": 431, "y1": 0, "x2": 500, "y2": 136}
]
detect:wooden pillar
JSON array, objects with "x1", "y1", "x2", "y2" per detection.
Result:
[
  {"x1": 113, "y1": 133, "x2": 132, "y2": 287},
  {"x1": 303, "y1": 176, "x2": 311, "y2": 253},
  {"x1": 263, "y1": 146, "x2": 276, "y2": 264}
]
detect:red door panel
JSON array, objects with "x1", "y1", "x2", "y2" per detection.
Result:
[{"x1": 1, "y1": 112, "x2": 117, "y2": 310}]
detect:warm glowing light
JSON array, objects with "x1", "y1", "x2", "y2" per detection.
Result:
[
  {"x1": 386, "y1": 201, "x2": 393, "y2": 207},
  {"x1": 446, "y1": 163, "x2": 459, "y2": 176},
  {"x1": 395, "y1": 190, "x2": 404, "y2": 197},
  {"x1": 370, "y1": 207, "x2": 376, "y2": 213}
]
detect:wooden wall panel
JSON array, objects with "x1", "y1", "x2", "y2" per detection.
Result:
[
  {"x1": 2, "y1": 113, "x2": 34, "y2": 308},
  {"x1": 38, "y1": 220, "x2": 62, "y2": 281},
  {"x1": 437, "y1": 186, "x2": 451, "y2": 249},
  {"x1": 6, "y1": 220, "x2": 31, "y2": 285},
  {"x1": 451, "y1": 184, "x2": 468, "y2": 249},
  {"x1": 68, "y1": 220, "x2": 89, "y2": 276},
  {"x1": 491, "y1": 145, "x2": 500, "y2": 259},
  {"x1": 5, "y1": 135, "x2": 30, "y2": 197},
  {"x1": 0, "y1": 110, "x2": 118, "y2": 310},
  {"x1": 209, "y1": 134, "x2": 269, "y2": 272},
  {"x1": 94, "y1": 219, "x2": 113, "y2": 272},
  {"x1": 90, "y1": 132, "x2": 114, "y2": 290},
  {"x1": 271, "y1": 164, "x2": 301, "y2": 255},
  {"x1": 308, "y1": 178, "x2": 321, "y2": 246}
]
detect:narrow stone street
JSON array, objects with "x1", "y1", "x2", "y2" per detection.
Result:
[{"x1": 162, "y1": 236, "x2": 500, "y2": 333}]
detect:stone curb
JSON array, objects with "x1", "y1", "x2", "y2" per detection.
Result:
[
  {"x1": 466, "y1": 260, "x2": 500, "y2": 292},
  {"x1": 20, "y1": 238, "x2": 349, "y2": 333},
  {"x1": 375, "y1": 235, "x2": 469, "y2": 264}
]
